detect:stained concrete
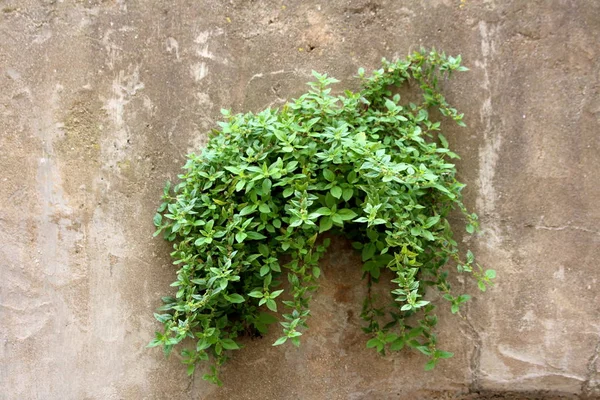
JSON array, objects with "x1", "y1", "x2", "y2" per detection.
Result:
[{"x1": 1, "y1": 0, "x2": 599, "y2": 399}]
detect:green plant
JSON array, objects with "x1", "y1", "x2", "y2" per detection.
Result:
[{"x1": 149, "y1": 49, "x2": 495, "y2": 384}]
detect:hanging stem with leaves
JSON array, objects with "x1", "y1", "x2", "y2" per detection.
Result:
[{"x1": 149, "y1": 49, "x2": 495, "y2": 385}]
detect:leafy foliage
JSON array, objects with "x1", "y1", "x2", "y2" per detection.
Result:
[{"x1": 149, "y1": 49, "x2": 495, "y2": 384}]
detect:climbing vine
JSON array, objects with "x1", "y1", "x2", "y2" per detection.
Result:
[{"x1": 149, "y1": 49, "x2": 495, "y2": 385}]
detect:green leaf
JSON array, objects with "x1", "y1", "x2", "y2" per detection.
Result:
[
  {"x1": 266, "y1": 299, "x2": 277, "y2": 312},
  {"x1": 258, "y1": 312, "x2": 278, "y2": 324},
  {"x1": 466, "y1": 224, "x2": 475, "y2": 234},
  {"x1": 436, "y1": 350, "x2": 454, "y2": 359},
  {"x1": 258, "y1": 244, "x2": 269, "y2": 257},
  {"x1": 147, "y1": 338, "x2": 162, "y2": 348},
  {"x1": 262, "y1": 179, "x2": 272, "y2": 194},
  {"x1": 235, "y1": 231, "x2": 247, "y2": 243},
  {"x1": 312, "y1": 266, "x2": 321, "y2": 278},
  {"x1": 225, "y1": 293, "x2": 245, "y2": 303},
  {"x1": 330, "y1": 186, "x2": 342, "y2": 199},
  {"x1": 362, "y1": 243, "x2": 376, "y2": 261},
  {"x1": 154, "y1": 313, "x2": 171, "y2": 323},
  {"x1": 366, "y1": 338, "x2": 380, "y2": 349},
  {"x1": 273, "y1": 336, "x2": 288, "y2": 346},
  {"x1": 424, "y1": 215, "x2": 440, "y2": 228},
  {"x1": 485, "y1": 269, "x2": 496, "y2": 279},
  {"x1": 153, "y1": 213, "x2": 162, "y2": 227},
  {"x1": 466, "y1": 250, "x2": 474, "y2": 264},
  {"x1": 323, "y1": 169, "x2": 336, "y2": 182},
  {"x1": 246, "y1": 231, "x2": 267, "y2": 240},
  {"x1": 260, "y1": 265, "x2": 270, "y2": 276},
  {"x1": 221, "y1": 339, "x2": 240, "y2": 350},
  {"x1": 259, "y1": 203, "x2": 271, "y2": 214},
  {"x1": 248, "y1": 291, "x2": 263, "y2": 298},
  {"x1": 331, "y1": 213, "x2": 343, "y2": 225},
  {"x1": 283, "y1": 187, "x2": 294, "y2": 197},
  {"x1": 240, "y1": 205, "x2": 257, "y2": 216},
  {"x1": 187, "y1": 364, "x2": 195, "y2": 376},
  {"x1": 424, "y1": 359, "x2": 436, "y2": 371},
  {"x1": 313, "y1": 207, "x2": 332, "y2": 216},
  {"x1": 195, "y1": 237, "x2": 208, "y2": 246},
  {"x1": 438, "y1": 133, "x2": 449, "y2": 148},
  {"x1": 385, "y1": 98, "x2": 397, "y2": 111},
  {"x1": 196, "y1": 339, "x2": 211, "y2": 351},
  {"x1": 390, "y1": 339, "x2": 405, "y2": 351},
  {"x1": 342, "y1": 187, "x2": 353, "y2": 201},
  {"x1": 319, "y1": 217, "x2": 333, "y2": 233},
  {"x1": 337, "y1": 209, "x2": 357, "y2": 221}
]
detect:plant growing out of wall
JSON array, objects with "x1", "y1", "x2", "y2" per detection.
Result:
[{"x1": 149, "y1": 49, "x2": 495, "y2": 385}]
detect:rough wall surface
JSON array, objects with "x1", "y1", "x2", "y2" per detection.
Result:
[{"x1": 1, "y1": 0, "x2": 599, "y2": 399}]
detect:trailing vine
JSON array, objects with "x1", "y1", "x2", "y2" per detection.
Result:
[{"x1": 149, "y1": 49, "x2": 495, "y2": 385}]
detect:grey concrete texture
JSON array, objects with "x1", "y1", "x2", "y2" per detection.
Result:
[{"x1": 1, "y1": 0, "x2": 599, "y2": 399}]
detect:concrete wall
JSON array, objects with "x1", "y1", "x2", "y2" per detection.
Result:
[{"x1": 1, "y1": 0, "x2": 599, "y2": 399}]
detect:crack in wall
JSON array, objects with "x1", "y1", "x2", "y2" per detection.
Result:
[
  {"x1": 528, "y1": 224, "x2": 600, "y2": 235},
  {"x1": 581, "y1": 338, "x2": 600, "y2": 399},
  {"x1": 462, "y1": 302, "x2": 483, "y2": 392}
]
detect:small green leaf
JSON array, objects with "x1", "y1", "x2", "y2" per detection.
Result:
[
  {"x1": 235, "y1": 231, "x2": 247, "y2": 243},
  {"x1": 260, "y1": 265, "x2": 270, "y2": 276},
  {"x1": 390, "y1": 339, "x2": 405, "y2": 351},
  {"x1": 262, "y1": 179, "x2": 272, "y2": 194},
  {"x1": 153, "y1": 213, "x2": 162, "y2": 227},
  {"x1": 246, "y1": 231, "x2": 267, "y2": 240},
  {"x1": 273, "y1": 336, "x2": 288, "y2": 346},
  {"x1": 385, "y1": 98, "x2": 397, "y2": 111},
  {"x1": 323, "y1": 169, "x2": 336, "y2": 182},
  {"x1": 248, "y1": 291, "x2": 263, "y2": 298},
  {"x1": 436, "y1": 350, "x2": 454, "y2": 359},
  {"x1": 319, "y1": 217, "x2": 333, "y2": 233},
  {"x1": 438, "y1": 133, "x2": 449, "y2": 148},
  {"x1": 313, "y1": 207, "x2": 332, "y2": 216},
  {"x1": 225, "y1": 293, "x2": 245, "y2": 303},
  {"x1": 187, "y1": 364, "x2": 195, "y2": 376},
  {"x1": 337, "y1": 209, "x2": 357, "y2": 221},
  {"x1": 330, "y1": 186, "x2": 342, "y2": 199},
  {"x1": 485, "y1": 269, "x2": 496, "y2": 279},
  {"x1": 196, "y1": 340, "x2": 211, "y2": 351},
  {"x1": 342, "y1": 187, "x2": 353, "y2": 201},
  {"x1": 424, "y1": 359, "x2": 436, "y2": 371},
  {"x1": 258, "y1": 244, "x2": 269, "y2": 257},
  {"x1": 240, "y1": 205, "x2": 257, "y2": 216},
  {"x1": 312, "y1": 266, "x2": 321, "y2": 278},
  {"x1": 221, "y1": 339, "x2": 240, "y2": 350},
  {"x1": 266, "y1": 299, "x2": 277, "y2": 312},
  {"x1": 361, "y1": 243, "x2": 376, "y2": 261}
]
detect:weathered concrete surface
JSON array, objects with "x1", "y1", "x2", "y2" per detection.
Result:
[{"x1": 1, "y1": 0, "x2": 599, "y2": 399}]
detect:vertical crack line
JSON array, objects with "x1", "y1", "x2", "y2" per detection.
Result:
[
  {"x1": 581, "y1": 338, "x2": 600, "y2": 399},
  {"x1": 461, "y1": 301, "x2": 483, "y2": 392}
]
